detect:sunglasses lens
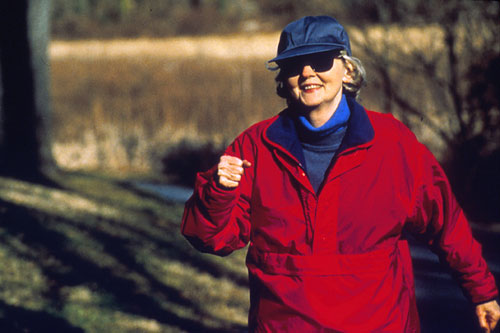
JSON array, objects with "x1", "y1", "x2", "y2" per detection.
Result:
[
  {"x1": 279, "y1": 52, "x2": 336, "y2": 76},
  {"x1": 279, "y1": 59, "x2": 302, "y2": 76},
  {"x1": 311, "y1": 56, "x2": 334, "y2": 72}
]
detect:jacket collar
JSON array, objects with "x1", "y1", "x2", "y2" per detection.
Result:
[
  {"x1": 264, "y1": 96, "x2": 374, "y2": 166},
  {"x1": 338, "y1": 96, "x2": 375, "y2": 152}
]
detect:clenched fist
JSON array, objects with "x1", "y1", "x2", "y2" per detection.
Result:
[
  {"x1": 476, "y1": 300, "x2": 500, "y2": 333},
  {"x1": 217, "y1": 155, "x2": 252, "y2": 188}
]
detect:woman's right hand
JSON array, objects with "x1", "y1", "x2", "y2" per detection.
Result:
[{"x1": 217, "y1": 155, "x2": 252, "y2": 188}]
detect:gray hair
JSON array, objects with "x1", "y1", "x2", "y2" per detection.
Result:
[
  {"x1": 339, "y1": 55, "x2": 366, "y2": 99},
  {"x1": 272, "y1": 53, "x2": 366, "y2": 103}
]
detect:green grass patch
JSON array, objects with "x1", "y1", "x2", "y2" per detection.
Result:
[{"x1": 0, "y1": 172, "x2": 249, "y2": 332}]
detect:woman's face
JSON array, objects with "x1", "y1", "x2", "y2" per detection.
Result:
[{"x1": 281, "y1": 52, "x2": 346, "y2": 111}]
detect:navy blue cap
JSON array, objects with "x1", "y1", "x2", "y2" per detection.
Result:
[{"x1": 268, "y1": 16, "x2": 352, "y2": 63}]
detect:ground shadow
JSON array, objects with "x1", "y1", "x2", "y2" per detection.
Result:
[
  {"x1": 0, "y1": 196, "x2": 247, "y2": 332},
  {"x1": 0, "y1": 300, "x2": 84, "y2": 333},
  {"x1": 55, "y1": 171, "x2": 249, "y2": 288}
]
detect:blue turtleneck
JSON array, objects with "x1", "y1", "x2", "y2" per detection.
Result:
[{"x1": 295, "y1": 94, "x2": 350, "y2": 193}]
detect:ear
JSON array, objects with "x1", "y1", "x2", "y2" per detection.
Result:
[
  {"x1": 342, "y1": 62, "x2": 354, "y2": 83},
  {"x1": 343, "y1": 71, "x2": 353, "y2": 83}
]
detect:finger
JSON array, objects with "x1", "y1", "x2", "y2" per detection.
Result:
[
  {"x1": 221, "y1": 155, "x2": 244, "y2": 167},
  {"x1": 225, "y1": 163, "x2": 245, "y2": 174},
  {"x1": 218, "y1": 156, "x2": 250, "y2": 185},
  {"x1": 219, "y1": 163, "x2": 244, "y2": 177},
  {"x1": 489, "y1": 313, "x2": 500, "y2": 331},
  {"x1": 218, "y1": 175, "x2": 239, "y2": 188},
  {"x1": 220, "y1": 158, "x2": 246, "y2": 173},
  {"x1": 218, "y1": 169, "x2": 241, "y2": 182},
  {"x1": 221, "y1": 156, "x2": 253, "y2": 170},
  {"x1": 218, "y1": 168, "x2": 242, "y2": 184},
  {"x1": 478, "y1": 311, "x2": 489, "y2": 332},
  {"x1": 219, "y1": 158, "x2": 243, "y2": 174}
]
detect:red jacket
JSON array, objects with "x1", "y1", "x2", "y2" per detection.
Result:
[{"x1": 181, "y1": 98, "x2": 498, "y2": 332}]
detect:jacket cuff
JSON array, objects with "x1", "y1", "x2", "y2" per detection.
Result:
[
  {"x1": 474, "y1": 296, "x2": 499, "y2": 306},
  {"x1": 197, "y1": 166, "x2": 240, "y2": 206}
]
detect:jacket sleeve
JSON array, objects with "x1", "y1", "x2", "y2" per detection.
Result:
[
  {"x1": 400, "y1": 123, "x2": 499, "y2": 304},
  {"x1": 180, "y1": 132, "x2": 255, "y2": 256}
]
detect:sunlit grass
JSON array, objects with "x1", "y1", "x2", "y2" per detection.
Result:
[
  {"x1": 0, "y1": 172, "x2": 249, "y2": 332},
  {"x1": 0, "y1": 245, "x2": 48, "y2": 309}
]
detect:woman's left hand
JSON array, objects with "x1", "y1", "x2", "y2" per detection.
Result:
[{"x1": 476, "y1": 299, "x2": 500, "y2": 332}]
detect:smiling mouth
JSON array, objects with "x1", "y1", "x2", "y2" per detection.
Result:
[{"x1": 302, "y1": 84, "x2": 322, "y2": 91}]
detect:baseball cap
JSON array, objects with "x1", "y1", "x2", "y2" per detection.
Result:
[{"x1": 268, "y1": 16, "x2": 352, "y2": 64}]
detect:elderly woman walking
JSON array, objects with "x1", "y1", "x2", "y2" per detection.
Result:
[{"x1": 181, "y1": 16, "x2": 500, "y2": 332}]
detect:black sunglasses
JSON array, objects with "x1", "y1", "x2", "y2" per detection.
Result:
[{"x1": 278, "y1": 51, "x2": 339, "y2": 77}]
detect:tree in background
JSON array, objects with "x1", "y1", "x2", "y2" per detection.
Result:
[
  {"x1": 0, "y1": 0, "x2": 56, "y2": 179},
  {"x1": 255, "y1": 0, "x2": 342, "y2": 23},
  {"x1": 350, "y1": 0, "x2": 500, "y2": 221}
]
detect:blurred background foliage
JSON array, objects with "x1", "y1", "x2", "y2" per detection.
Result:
[
  {"x1": 50, "y1": 0, "x2": 484, "y2": 38},
  {"x1": 51, "y1": 0, "x2": 260, "y2": 38},
  {"x1": 48, "y1": 0, "x2": 500, "y2": 221}
]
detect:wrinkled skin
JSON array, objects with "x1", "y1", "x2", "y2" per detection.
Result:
[
  {"x1": 476, "y1": 300, "x2": 500, "y2": 332},
  {"x1": 217, "y1": 155, "x2": 251, "y2": 188}
]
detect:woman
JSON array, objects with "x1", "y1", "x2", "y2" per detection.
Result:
[{"x1": 181, "y1": 16, "x2": 500, "y2": 332}]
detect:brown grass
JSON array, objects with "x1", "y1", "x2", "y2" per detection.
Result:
[
  {"x1": 50, "y1": 34, "x2": 280, "y2": 60},
  {"x1": 49, "y1": 26, "x2": 459, "y2": 174},
  {"x1": 50, "y1": 50, "x2": 285, "y2": 173}
]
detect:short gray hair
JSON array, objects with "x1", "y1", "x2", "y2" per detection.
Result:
[{"x1": 339, "y1": 55, "x2": 366, "y2": 99}]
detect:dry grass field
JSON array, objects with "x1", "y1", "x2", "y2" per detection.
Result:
[
  {"x1": 50, "y1": 33, "x2": 285, "y2": 174},
  {"x1": 49, "y1": 26, "x2": 464, "y2": 176}
]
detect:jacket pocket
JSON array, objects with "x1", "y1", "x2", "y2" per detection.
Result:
[
  {"x1": 247, "y1": 242, "x2": 397, "y2": 276},
  {"x1": 246, "y1": 241, "x2": 418, "y2": 332}
]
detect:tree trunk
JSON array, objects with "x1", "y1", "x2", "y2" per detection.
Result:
[{"x1": 0, "y1": 0, "x2": 55, "y2": 179}]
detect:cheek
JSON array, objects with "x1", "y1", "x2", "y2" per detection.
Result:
[
  {"x1": 324, "y1": 70, "x2": 346, "y2": 92},
  {"x1": 286, "y1": 78, "x2": 300, "y2": 98},
  {"x1": 286, "y1": 77, "x2": 298, "y2": 89},
  {"x1": 329, "y1": 60, "x2": 347, "y2": 83}
]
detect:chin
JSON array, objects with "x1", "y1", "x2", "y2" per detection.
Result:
[
  {"x1": 291, "y1": 102, "x2": 317, "y2": 113},
  {"x1": 301, "y1": 101, "x2": 321, "y2": 108}
]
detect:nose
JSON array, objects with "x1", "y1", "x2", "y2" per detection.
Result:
[{"x1": 301, "y1": 64, "x2": 316, "y2": 77}]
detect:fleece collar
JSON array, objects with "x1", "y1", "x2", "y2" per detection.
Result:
[
  {"x1": 296, "y1": 93, "x2": 350, "y2": 144},
  {"x1": 265, "y1": 96, "x2": 375, "y2": 166}
]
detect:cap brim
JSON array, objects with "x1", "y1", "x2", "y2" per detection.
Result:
[{"x1": 268, "y1": 44, "x2": 346, "y2": 63}]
